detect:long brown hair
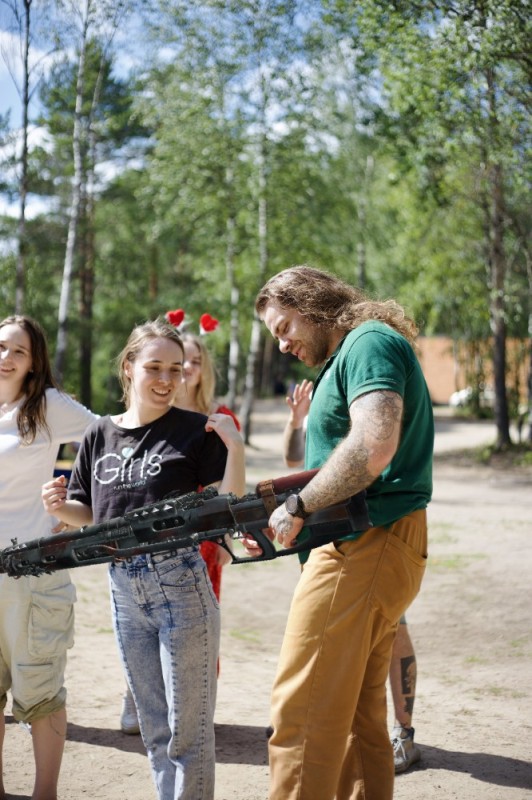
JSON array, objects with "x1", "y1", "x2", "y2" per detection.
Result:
[
  {"x1": 255, "y1": 265, "x2": 419, "y2": 343},
  {"x1": 0, "y1": 315, "x2": 59, "y2": 443},
  {"x1": 181, "y1": 333, "x2": 216, "y2": 414},
  {"x1": 116, "y1": 318, "x2": 184, "y2": 407}
]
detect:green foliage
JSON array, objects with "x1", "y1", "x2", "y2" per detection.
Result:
[{"x1": 1, "y1": 0, "x2": 529, "y2": 409}]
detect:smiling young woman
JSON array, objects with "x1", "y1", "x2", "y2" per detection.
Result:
[
  {"x1": 0, "y1": 314, "x2": 97, "y2": 800},
  {"x1": 41, "y1": 317, "x2": 245, "y2": 800}
]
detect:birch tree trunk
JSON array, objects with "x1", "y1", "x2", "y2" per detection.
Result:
[
  {"x1": 54, "y1": 0, "x2": 91, "y2": 381},
  {"x1": 15, "y1": 0, "x2": 31, "y2": 313},
  {"x1": 239, "y1": 110, "x2": 268, "y2": 444},
  {"x1": 78, "y1": 48, "x2": 106, "y2": 407},
  {"x1": 226, "y1": 210, "x2": 240, "y2": 409}
]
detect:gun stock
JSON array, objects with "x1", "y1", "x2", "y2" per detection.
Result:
[{"x1": 0, "y1": 470, "x2": 371, "y2": 577}]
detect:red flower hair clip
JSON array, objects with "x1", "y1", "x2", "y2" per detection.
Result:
[{"x1": 165, "y1": 309, "x2": 219, "y2": 336}]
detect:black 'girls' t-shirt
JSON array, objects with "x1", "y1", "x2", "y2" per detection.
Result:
[{"x1": 68, "y1": 407, "x2": 228, "y2": 523}]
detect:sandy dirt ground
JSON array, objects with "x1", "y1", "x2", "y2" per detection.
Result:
[{"x1": 2, "y1": 399, "x2": 532, "y2": 799}]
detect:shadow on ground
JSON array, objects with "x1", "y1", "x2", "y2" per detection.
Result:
[
  {"x1": 47, "y1": 718, "x2": 267, "y2": 766},
  {"x1": 214, "y1": 723, "x2": 269, "y2": 766},
  {"x1": 66, "y1": 720, "x2": 147, "y2": 754},
  {"x1": 404, "y1": 744, "x2": 532, "y2": 791}
]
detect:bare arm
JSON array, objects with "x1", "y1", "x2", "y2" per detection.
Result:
[
  {"x1": 202, "y1": 412, "x2": 246, "y2": 565},
  {"x1": 203, "y1": 413, "x2": 246, "y2": 497},
  {"x1": 283, "y1": 380, "x2": 312, "y2": 467},
  {"x1": 42, "y1": 476, "x2": 94, "y2": 527},
  {"x1": 270, "y1": 390, "x2": 403, "y2": 547},
  {"x1": 300, "y1": 390, "x2": 403, "y2": 511}
]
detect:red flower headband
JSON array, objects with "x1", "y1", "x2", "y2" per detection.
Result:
[{"x1": 165, "y1": 309, "x2": 219, "y2": 336}]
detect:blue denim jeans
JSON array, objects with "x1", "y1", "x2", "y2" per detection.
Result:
[{"x1": 109, "y1": 548, "x2": 220, "y2": 800}]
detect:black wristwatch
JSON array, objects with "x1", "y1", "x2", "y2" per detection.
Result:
[{"x1": 285, "y1": 493, "x2": 310, "y2": 520}]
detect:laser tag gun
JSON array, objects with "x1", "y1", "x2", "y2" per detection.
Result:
[{"x1": 0, "y1": 469, "x2": 372, "y2": 578}]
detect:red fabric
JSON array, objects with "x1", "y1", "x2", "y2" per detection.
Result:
[
  {"x1": 199, "y1": 403, "x2": 241, "y2": 600},
  {"x1": 199, "y1": 403, "x2": 240, "y2": 597},
  {"x1": 199, "y1": 404, "x2": 240, "y2": 676},
  {"x1": 213, "y1": 404, "x2": 241, "y2": 431},
  {"x1": 199, "y1": 540, "x2": 222, "y2": 600}
]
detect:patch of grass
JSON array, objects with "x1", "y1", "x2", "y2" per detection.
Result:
[
  {"x1": 510, "y1": 637, "x2": 529, "y2": 649},
  {"x1": 475, "y1": 442, "x2": 532, "y2": 469},
  {"x1": 508, "y1": 637, "x2": 530, "y2": 657},
  {"x1": 457, "y1": 707, "x2": 476, "y2": 716},
  {"x1": 485, "y1": 686, "x2": 506, "y2": 697},
  {"x1": 429, "y1": 523, "x2": 457, "y2": 545},
  {"x1": 229, "y1": 629, "x2": 261, "y2": 644},
  {"x1": 470, "y1": 685, "x2": 510, "y2": 700},
  {"x1": 519, "y1": 449, "x2": 532, "y2": 466},
  {"x1": 464, "y1": 655, "x2": 487, "y2": 665},
  {"x1": 428, "y1": 553, "x2": 487, "y2": 570},
  {"x1": 435, "y1": 442, "x2": 532, "y2": 472}
]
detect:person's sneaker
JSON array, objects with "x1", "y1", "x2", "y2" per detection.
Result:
[
  {"x1": 120, "y1": 688, "x2": 140, "y2": 735},
  {"x1": 391, "y1": 726, "x2": 421, "y2": 774}
]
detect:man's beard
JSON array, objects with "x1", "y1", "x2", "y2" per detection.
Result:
[{"x1": 303, "y1": 337, "x2": 330, "y2": 368}]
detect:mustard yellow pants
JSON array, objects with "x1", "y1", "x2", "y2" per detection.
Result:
[{"x1": 269, "y1": 509, "x2": 427, "y2": 800}]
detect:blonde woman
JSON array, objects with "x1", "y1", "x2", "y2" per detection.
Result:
[{"x1": 177, "y1": 333, "x2": 241, "y2": 597}]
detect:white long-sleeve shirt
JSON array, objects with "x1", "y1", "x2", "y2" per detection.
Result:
[{"x1": 0, "y1": 388, "x2": 97, "y2": 548}]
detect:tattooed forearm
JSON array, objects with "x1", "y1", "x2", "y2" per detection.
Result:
[
  {"x1": 299, "y1": 390, "x2": 403, "y2": 513},
  {"x1": 300, "y1": 442, "x2": 374, "y2": 511},
  {"x1": 284, "y1": 426, "x2": 305, "y2": 465}
]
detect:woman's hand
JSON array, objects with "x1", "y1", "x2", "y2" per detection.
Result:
[
  {"x1": 42, "y1": 475, "x2": 68, "y2": 515},
  {"x1": 241, "y1": 527, "x2": 275, "y2": 558},
  {"x1": 205, "y1": 412, "x2": 246, "y2": 497},
  {"x1": 286, "y1": 380, "x2": 313, "y2": 428},
  {"x1": 205, "y1": 412, "x2": 243, "y2": 448},
  {"x1": 42, "y1": 477, "x2": 93, "y2": 528}
]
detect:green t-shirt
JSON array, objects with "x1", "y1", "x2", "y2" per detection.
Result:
[{"x1": 305, "y1": 321, "x2": 434, "y2": 535}]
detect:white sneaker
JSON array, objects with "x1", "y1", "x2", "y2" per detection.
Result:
[
  {"x1": 391, "y1": 726, "x2": 421, "y2": 774},
  {"x1": 18, "y1": 721, "x2": 32, "y2": 734},
  {"x1": 120, "y1": 687, "x2": 140, "y2": 735}
]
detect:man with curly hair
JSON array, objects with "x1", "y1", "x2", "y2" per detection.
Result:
[{"x1": 254, "y1": 266, "x2": 433, "y2": 800}]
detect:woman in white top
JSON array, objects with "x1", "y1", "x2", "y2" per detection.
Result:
[{"x1": 0, "y1": 315, "x2": 96, "y2": 800}]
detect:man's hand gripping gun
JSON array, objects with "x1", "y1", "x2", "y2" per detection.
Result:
[{"x1": 0, "y1": 469, "x2": 372, "y2": 577}]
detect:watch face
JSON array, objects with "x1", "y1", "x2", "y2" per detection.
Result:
[{"x1": 285, "y1": 494, "x2": 300, "y2": 515}]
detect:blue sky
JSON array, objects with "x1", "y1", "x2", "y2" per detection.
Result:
[
  {"x1": 0, "y1": 9, "x2": 141, "y2": 131},
  {"x1": 1, "y1": 32, "x2": 23, "y2": 127},
  {"x1": 0, "y1": 74, "x2": 21, "y2": 124},
  {"x1": 0, "y1": 17, "x2": 140, "y2": 219}
]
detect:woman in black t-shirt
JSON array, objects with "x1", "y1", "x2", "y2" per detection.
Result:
[{"x1": 43, "y1": 318, "x2": 245, "y2": 800}]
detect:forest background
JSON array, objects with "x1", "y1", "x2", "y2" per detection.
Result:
[{"x1": 0, "y1": 0, "x2": 530, "y2": 448}]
